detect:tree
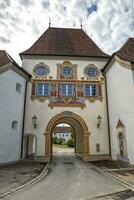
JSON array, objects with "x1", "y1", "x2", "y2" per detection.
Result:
[{"x1": 67, "y1": 138, "x2": 74, "y2": 147}]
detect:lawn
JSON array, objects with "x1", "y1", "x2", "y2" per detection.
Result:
[{"x1": 53, "y1": 144, "x2": 73, "y2": 149}]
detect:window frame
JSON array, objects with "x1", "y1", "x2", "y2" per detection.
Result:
[
  {"x1": 84, "y1": 65, "x2": 100, "y2": 79},
  {"x1": 33, "y1": 63, "x2": 50, "y2": 77},
  {"x1": 85, "y1": 84, "x2": 98, "y2": 97},
  {"x1": 60, "y1": 83, "x2": 74, "y2": 97},
  {"x1": 96, "y1": 143, "x2": 101, "y2": 153},
  {"x1": 16, "y1": 83, "x2": 22, "y2": 93},
  {"x1": 36, "y1": 83, "x2": 50, "y2": 97},
  {"x1": 12, "y1": 121, "x2": 18, "y2": 129},
  {"x1": 61, "y1": 66, "x2": 73, "y2": 77}
]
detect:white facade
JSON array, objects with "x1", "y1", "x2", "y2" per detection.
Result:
[
  {"x1": 106, "y1": 60, "x2": 134, "y2": 164},
  {"x1": 22, "y1": 56, "x2": 109, "y2": 159},
  {"x1": 53, "y1": 133, "x2": 71, "y2": 143},
  {"x1": 0, "y1": 66, "x2": 28, "y2": 164}
]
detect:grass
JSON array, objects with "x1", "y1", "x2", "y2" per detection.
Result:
[{"x1": 53, "y1": 144, "x2": 73, "y2": 149}]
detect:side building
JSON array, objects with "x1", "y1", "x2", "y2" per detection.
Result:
[
  {"x1": 0, "y1": 50, "x2": 31, "y2": 164},
  {"x1": 21, "y1": 27, "x2": 110, "y2": 162},
  {"x1": 103, "y1": 38, "x2": 134, "y2": 164}
]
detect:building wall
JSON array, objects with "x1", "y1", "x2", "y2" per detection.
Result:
[
  {"x1": 53, "y1": 133, "x2": 71, "y2": 143},
  {"x1": 22, "y1": 56, "x2": 109, "y2": 158},
  {"x1": 0, "y1": 69, "x2": 26, "y2": 163},
  {"x1": 106, "y1": 61, "x2": 134, "y2": 164}
]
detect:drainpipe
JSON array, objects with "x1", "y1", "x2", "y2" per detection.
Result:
[
  {"x1": 20, "y1": 79, "x2": 28, "y2": 159},
  {"x1": 104, "y1": 74, "x2": 111, "y2": 157}
]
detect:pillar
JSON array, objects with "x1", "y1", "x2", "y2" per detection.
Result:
[
  {"x1": 83, "y1": 132, "x2": 89, "y2": 161},
  {"x1": 44, "y1": 132, "x2": 51, "y2": 161}
]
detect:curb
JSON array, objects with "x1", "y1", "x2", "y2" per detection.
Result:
[
  {"x1": 0, "y1": 163, "x2": 49, "y2": 199},
  {"x1": 89, "y1": 163, "x2": 134, "y2": 191}
]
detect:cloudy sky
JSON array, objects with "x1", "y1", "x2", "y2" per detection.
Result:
[{"x1": 0, "y1": 0, "x2": 134, "y2": 64}]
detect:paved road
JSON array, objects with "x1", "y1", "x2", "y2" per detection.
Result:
[{"x1": 5, "y1": 153, "x2": 129, "y2": 200}]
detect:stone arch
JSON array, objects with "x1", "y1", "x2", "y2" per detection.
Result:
[{"x1": 44, "y1": 111, "x2": 90, "y2": 161}]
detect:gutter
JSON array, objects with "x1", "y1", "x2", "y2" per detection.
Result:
[
  {"x1": 102, "y1": 53, "x2": 115, "y2": 73},
  {"x1": 20, "y1": 79, "x2": 29, "y2": 159},
  {"x1": 103, "y1": 73, "x2": 111, "y2": 157}
]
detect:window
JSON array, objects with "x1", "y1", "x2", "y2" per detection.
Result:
[
  {"x1": 87, "y1": 68, "x2": 97, "y2": 77},
  {"x1": 85, "y1": 84, "x2": 97, "y2": 96},
  {"x1": 96, "y1": 143, "x2": 100, "y2": 152},
  {"x1": 35, "y1": 67, "x2": 49, "y2": 76},
  {"x1": 84, "y1": 65, "x2": 99, "y2": 78},
  {"x1": 36, "y1": 83, "x2": 50, "y2": 96},
  {"x1": 33, "y1": 63, "x2": 50, "y2": 77},
  {"x1": 60, "y1": 84, "x2": 74, "y2": 96},
  {"x1": 12, "y1": 121, "x2": 18, "y2": 129},
  {"x1": 16, "y1": 83, "x2": 22, "y2": 93},
  {"x1": 61, "y1": 67, "x2": 73, "y2": 77}
]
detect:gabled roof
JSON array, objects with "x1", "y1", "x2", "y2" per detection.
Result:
[
  {"x1": 102, "y1": 37, "x2": 134, "y2": 73},
  {"x1": 20, "y1": 27, "x2": 109, "y2": 58},
  {"x1": 116, "y1": 119, "x2": 125, "y2": 129},
  {"x1": 116, "y1": 38, "x2": 134, "y2": 62},
  {"x1": 0, "y1": 50, "x2": 31, "y2": 78},
  {"x1": 0, "y1": 50, "x2": 11, "y2": 67}
]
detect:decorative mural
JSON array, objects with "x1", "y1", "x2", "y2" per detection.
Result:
[{"x1": 31, "y1": 61, "x2": 104, "y2": 109}]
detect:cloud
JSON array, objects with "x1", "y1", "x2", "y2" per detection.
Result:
[
  {"x1": 19, "y1": 0, "x2": 34, "y2": 7},
  {"x1": 0, "y1": 0, "x2": 11, "y2": 9},
  {"x1": 0, "y1": 0, "x2": 133, "y2": 64},
  {"x1": 0, "y1": 36, "x2": 10, "y2": 43},
  {"x1": 41, "y1": 0, "x2": 50, "y2": 9}
]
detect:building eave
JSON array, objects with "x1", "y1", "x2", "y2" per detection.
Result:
[
  {"x1": 20, "y1": 53, "x2": 110, "y2": 60},
  {"x1": 0, "y1": 62, "x2": 31, "y2": 80}
]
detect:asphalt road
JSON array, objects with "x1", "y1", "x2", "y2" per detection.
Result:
[{"x1": 4, "y1": 152, "x2": 128, "y2": 200}]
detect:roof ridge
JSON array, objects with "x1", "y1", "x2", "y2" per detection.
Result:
[
  {"x1": 20, "y1": 26, "x2": 110, "y2": 58},
  {"x1": 48, "y1": 26, "x2": 81, "y2": 30},
  {"x1": 116, "y1": 37, "x2": 132, "y2": 53}
]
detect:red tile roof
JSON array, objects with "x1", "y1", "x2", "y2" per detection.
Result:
[
  {"x1": 21, "y1": 27, "x2": 109, "y2": 58},
  {"x1": 53, "y1": 127, "x2": 71, "y2": 133},
  {"x1": 116, "y1": 38, "x2": 134, "y2": 62},
  {"x1": 0, "y1": 50, "x2": 11, "y2": 67},
  {"x1": 0, "y1": 50, "x2": 31, "y2": 78}
]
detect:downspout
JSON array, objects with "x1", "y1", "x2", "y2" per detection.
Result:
[
  {"x1": 104, "y1": 74, "x2": 111, "y2": 157},
  {"x1": 20, "y1": 79, "x2": 28, "y2": 159}
]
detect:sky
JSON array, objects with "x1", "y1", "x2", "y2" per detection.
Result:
[{"x1": 0, "y1": 0, "x2": 134, "y2": 65}]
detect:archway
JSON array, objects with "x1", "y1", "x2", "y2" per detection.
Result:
[
  {"x1": 52, "y1": 123, "x2": 75, "y2": 155},
  {"x1": 44, "y1": 111, "x2": 90, "y2": 161}
]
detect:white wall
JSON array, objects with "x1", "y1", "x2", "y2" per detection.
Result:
[
  {"x1": 0, "y1": 69, "x2": 26, "y2": 163},
  {"x1": 106, "y1": 61, "x2": 134, "y2": 164},
  {"x1": 22, "y1": 56, "x2": 109, "y2": 157}
]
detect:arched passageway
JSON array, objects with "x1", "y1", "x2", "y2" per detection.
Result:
[{"x1": 44, "y1": 111, "x2": 90, "y2": 161}]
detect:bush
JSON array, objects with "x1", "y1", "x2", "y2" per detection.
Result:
[
  {"x1": 53, "y1": 136, "x2": 58, "y2": 144},
  {"x1": 58, "y1": 138, "x2": 62, "y2": 145},
  {"x1": 67, "y1": 138, "x2": 74, "y2": 147}
]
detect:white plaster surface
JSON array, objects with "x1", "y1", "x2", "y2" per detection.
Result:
[
  {"x1": 22, "y1": 56, "x2": 109, "y2": 157},
  {"x1": 0, "y1": 69, "x2": 26, "y2": 163},
  {"x1": 106, "y1": 61, "x2": 134, "y2": 164}
]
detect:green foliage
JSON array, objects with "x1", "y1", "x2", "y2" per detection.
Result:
[
  {"x1": 53, "y1": 136, "x2": 58, "y2": 144},
  {"x1": 71, "y1": 133, "x2": 74, "y2": 139},
  {"x1": 58, "y1": 138, "x2": 62, "y2": 145},
  {"x1": 53, "y1": 136, "x2": 65, "y2": 145},
  {"x1": 67, "y1": 138, "x2": 74, "y2": 147}
]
